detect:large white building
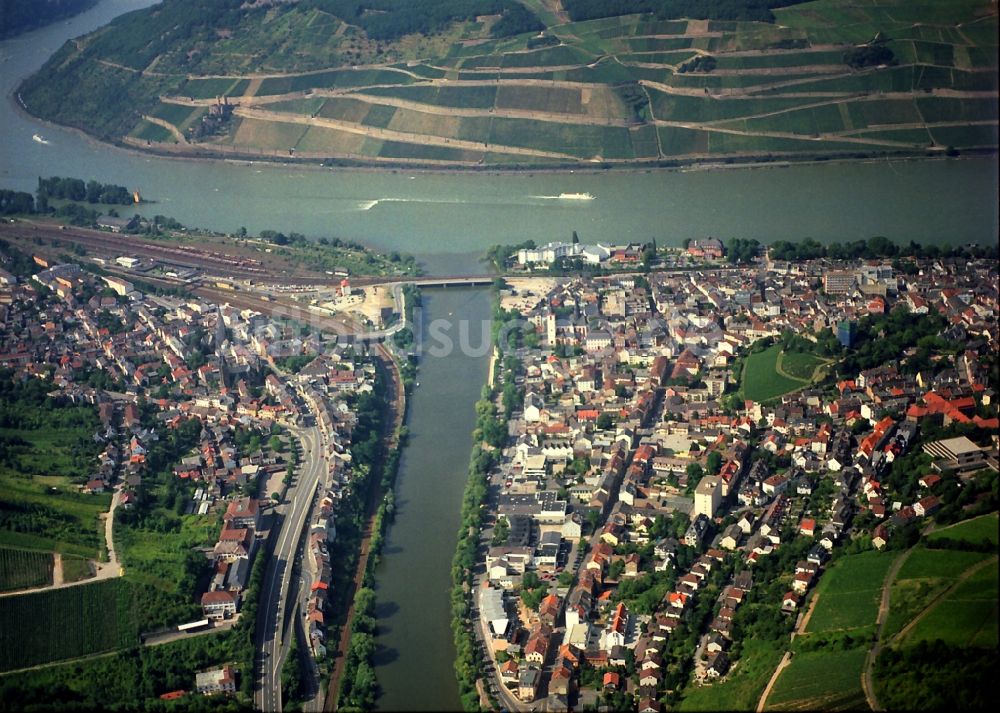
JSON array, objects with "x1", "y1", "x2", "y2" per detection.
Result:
[
  {"x1": 694, "y1": 475, "x2": 722, "y2": 519},
  {"x1": 517, "y1": 241, "x2": 611, "y2": 266}
]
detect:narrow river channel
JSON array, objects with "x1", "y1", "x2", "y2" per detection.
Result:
[{"x1": 372, "y1": 287, "x2": 493, "y2": 711}]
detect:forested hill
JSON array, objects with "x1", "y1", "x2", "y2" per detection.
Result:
[
  {"x1": 0, "y1": 0, "x2": 97, "y2": 39},
  {"x1": 18, "y1": 0, "x2": 999, "y2": 168}
]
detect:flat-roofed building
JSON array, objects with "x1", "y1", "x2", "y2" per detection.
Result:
[
  {"x1": 823, "y1": 270, "x2": 857, "y2": 295},
  {"x1": 195, "y1": 666, "x2": 236, "y2": 696},
  {"x1": 923, "y1": 436, "x2": 987, "y2": 472},
  {"x1": 693, "y1": 476, "x2": 721, "y2": 519},
  {"x1": 480, "y1": 586, "x2": 509, "y2": 639}
]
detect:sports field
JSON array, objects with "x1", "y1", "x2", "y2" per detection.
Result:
[{"x1": 742, "y1": 344, "x2": 809, "y2": 402}]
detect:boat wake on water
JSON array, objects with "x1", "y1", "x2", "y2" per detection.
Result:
[
  {"x1": 532, "y1": 192, "x2": 596, "y2": 201},
  {"x1": 351, "y1": 193, "x2": 594, "y2": 212}
]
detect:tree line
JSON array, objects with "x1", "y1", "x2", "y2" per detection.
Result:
[
  {"x1": 0, "y1": 0, "x2": 96, "y2": 40},
  {"x1": 37, "y1": 176, "x2": 134, "y2": 207},
  {"x1": 562, "y1": 0, "x2": 811, "y2": 24},
  {"x1": 302, "y1": 0, "x2": 542, "y2": 41},
  {"x1": 768, "y1": 235, "x2": 998, "y2": 262}
]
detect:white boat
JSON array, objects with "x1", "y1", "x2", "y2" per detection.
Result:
[
  {"x1": 557, "y1": 192, "x2": 594, "y2": 200},
  {"x1": 32, "y1": 133, "x2": 50, "y2": 145}
]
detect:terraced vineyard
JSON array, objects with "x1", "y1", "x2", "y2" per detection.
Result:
[{"x1": 20, "y1": 0, "x2": 999, "y2": 166}]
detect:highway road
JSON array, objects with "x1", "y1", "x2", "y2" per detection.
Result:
[{"x1": 255, "y1": 424, "x2": 327, "y2": 712}]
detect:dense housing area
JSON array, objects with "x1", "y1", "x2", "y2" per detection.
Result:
[{"x1": 461, "y1": 243, "x2": 997, "y2": 710}]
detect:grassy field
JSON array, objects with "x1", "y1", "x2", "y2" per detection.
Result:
[
  {"x1": 677, "y1": 637, "x2": 785, "y2": 711},
  {"x1": 226, "y1": 117, "x2": 308, "y2": 152},
  {"x1": 778, "y1": 351, "x2": 831, "y2": 381},
  {"x1": 180, "y1": 77, "x2": 246, "y2": 100},
  {"x1": 926, "y1": 512, "x2": 999, "y2": 547},
  {"x1": 61, "y1": 556, "x2": 95, "y2": 584},
  {"x1": 147, "y1": 102, "x2": 200, "y2": 130},
  {"x1": 0, "y1": 547, "x2": 53, "y2": 592},
  {"x1": 805, "y1": 550, "x2": 895, "y2": 634},
  {"x1": 128, "y1": 120, "x2": 176, "y2": 144},
  {"x1": 882, "y1": 526, "x2": 995, "y2": 642},
  {"x1": 901, "y1": 558, "x2": 998, "y2": 648},
  {"x1": 766, "y1": 549, "x2": 897, "y2": 709},
  {"x1": 115, "y1": 510, "x2": 217, "y2": 596},
  {"x1": 742, "y1": 344, "x2": 810, "y2": 403},
  {"x1": 766, "y1": 648, "x2": 868, "y2": 710},
  {"x1": 0, "y1": 579, "x2": 138, "y2": 672},
  {"x1": 0, "y1": 420, "x2": 110, "y2": 560},
  {"x1": 895, "y1": 547, "x2": 990, "y2": 582}
]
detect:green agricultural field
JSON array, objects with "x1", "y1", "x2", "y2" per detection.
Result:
[
  {"x1": 263, "y1": 96, "x2": 328, "y2": 116},
  {"x1": 930, "y1": 123, "x2": 1000, "y2": 148},
  {"x1": 495, "y1": 84, "x2": 585, "y2": 114},
  {"x1": 883, "y1": 536, "x2": 994, "y2": 640},
  {"x1": 896, "y1": 547, "x2": 990, "y2": 582},
  {"x1": 714, "y1": 49, "x2": 846, "y2": 69},
  {"x1": 0, "y1": 547, "x2": 53, "y2": 592},
  {"x1": 658, "y1": 126, "x2": 710, "y2": 155},
  {"x1": 226, "y1": 117, "x2": 308, "y2": 152},
  {"x1": 487, "y1": 117, "x2": 634, "y2": 159},
  {"x1": 805, "y1": 550, "x2": 895, "y2": 634},
  {"x1": 0, "y1": 579, "x2": 138, "y2": 672},
  {"x1": 849, "y1": 127, "x2": 934, "y2": 146},
  {"x1": 378, "y1": 141, "x2": 483, "y2": 163},
  {"x1": 844, "y1": 97, "x2": 923, "y2": 128},
  {"x1": 766, "y1": 647, "x2": 868, "y2": 710},
  {"x1": 148, "y1": 102, "x2": 201, "y2": 129},
  {"x1": 926, "y1": 512, "x2": 999, "y2": 548},
  {"x1": 677, "y1": 638, "x2": 785, "y2": 711},
  {"x1": 742, "y1": 344, "x2": 809, "y2": 403},
  {"x1": 129, "y1": 120, "x2": 176, "y2": 144},
  {"x1": 317, "y1": 97, "x2": 373, "y2": 123},
  {"x1": 294, "y1": 125, "x2": 371, "y2": 155},
  {"x1": 883, "y1": 574, "x2": 950, "y2": 642},
  {"x1": 362, "y1": 84, "x2": 498, "y2": 109},
  {"x1": 708, "y1": 132, "x2": 866, "y2": 155},
  {"x1": 629, "y1": 124, "x2": 660, "y2": 159},
  {"x1": 180, "y1": 77, "x2": 245, "y2": 100},
  {"x1": 902, "y1": 558, "x2": 998, "y2": 648},
  {"x1": 916, "y1": 96, "x2": 999, "y2": 124},
  {"x1": 362, "y1": 104, "x2": 399, "y2": 129}
]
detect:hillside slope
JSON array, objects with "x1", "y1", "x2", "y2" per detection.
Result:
[{"x1": 18, "y1": 0, "x2": 999, "y2": 167}]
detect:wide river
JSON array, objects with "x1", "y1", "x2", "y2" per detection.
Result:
[{"x1": 1, "y1": 2, "x2": 997, "y2": 711}]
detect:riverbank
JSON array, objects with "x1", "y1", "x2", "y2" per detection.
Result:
[{"x1": 9, "y1": 90, "x2": 997, "y2": 180}]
